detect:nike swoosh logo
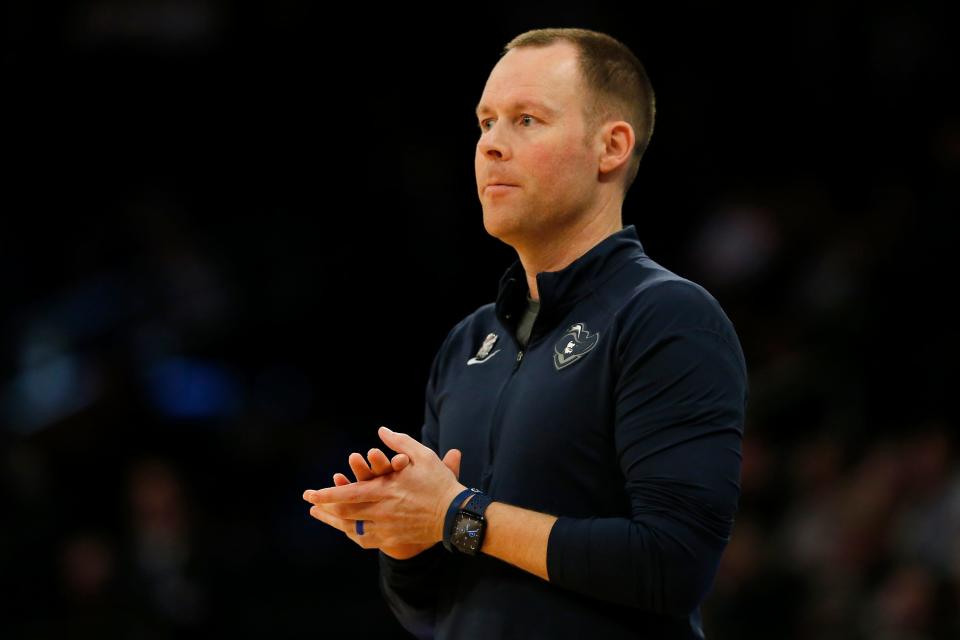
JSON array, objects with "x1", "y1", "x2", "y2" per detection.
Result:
[{"x1": 467, "y1": 349, "x2": 502, "y2": 365}]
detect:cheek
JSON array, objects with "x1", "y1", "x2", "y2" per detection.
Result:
[{"x1": 527, "y1": 142, "x2": 588, "y2": 192}]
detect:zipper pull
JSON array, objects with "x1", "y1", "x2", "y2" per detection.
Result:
[{"x1": 515, "y1": 350, "x2": 524, "y2": 366}]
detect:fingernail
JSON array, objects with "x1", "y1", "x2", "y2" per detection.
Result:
[{"x1": 380, "y1": 426, "x2": 392, "y2": 433}]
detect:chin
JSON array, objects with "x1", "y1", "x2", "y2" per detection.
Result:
[{"x1": 482, "y1": 207, "x2": 526, "y2": 244}]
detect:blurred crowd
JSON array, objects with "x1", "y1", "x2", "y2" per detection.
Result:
[{"x1": 708, "y1": 425, "x2": 959, "y2": 639}]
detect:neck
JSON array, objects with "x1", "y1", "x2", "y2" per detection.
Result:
[{"x1": 518, "y1": 213, "x2": 622, "y2": 302}]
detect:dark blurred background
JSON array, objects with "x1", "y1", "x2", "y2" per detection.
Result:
[{"x1": 3, "y1": 2, "x2": 959, "y2": 638}]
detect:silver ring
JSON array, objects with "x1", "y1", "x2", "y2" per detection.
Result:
[{"x1": 356, "y1": 519, "x2": 365, "y2": 535}]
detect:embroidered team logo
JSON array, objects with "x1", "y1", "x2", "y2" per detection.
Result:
[
  {"x1": 467, "y1": 332, "x2": 501, "y2": 366},
  {"x1": 553, "y1": 323, "x2": 599, "y2": 370}
]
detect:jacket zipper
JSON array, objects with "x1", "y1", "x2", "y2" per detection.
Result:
[{"x1": 482, "y1": 324, "x2": 541, "y2": 492}]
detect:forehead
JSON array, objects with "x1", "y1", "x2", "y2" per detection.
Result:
[{"x1": 475, "y1": 42, "x2": 583, "y2": 116}]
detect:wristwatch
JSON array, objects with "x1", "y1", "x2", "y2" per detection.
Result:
[{"x1": 442, "y1": 487, "x2": 493, "y2": 555}]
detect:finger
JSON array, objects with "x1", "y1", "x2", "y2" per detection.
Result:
[
  {"x1": 305, "y1": 482, "x2": 381, "y2": 504},
  {"x1": 391, "y1": 453, "x2": 410, "y2": 472},
  {"x1": 309, "y1": 505, "x2": 379, "y2": 549},
  {"x1": 442, "y1": 448, "x2": 462, "y2": 478},
  {"x1": 378, "y1": 426, "x2": 427, "y2": 463},
  {"x1": 350, "y1": 518, "x2": 378, "y2": 549},
  {"x1": 330, "y1": 501, "x2": 382, "y2": 520},
  {"x1": 367, "y1": 448, "x2": 392, "y2": 475},
  {"x1": 309, "y1": 504, "x2": 349, "y2": 533},
  {"x1": 333, "y1": 473, "x2": 351, "y2": 486},
  {"x1": 348, "y1": 452, "x2": 375, "y2": 482}
]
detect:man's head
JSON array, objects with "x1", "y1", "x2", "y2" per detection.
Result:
[{"x1": 475, "y1": 28, "x2": 655, "y2": 244}]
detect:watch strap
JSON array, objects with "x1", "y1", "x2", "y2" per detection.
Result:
[
  {"x1": 461, "y1": 491, "x2": 493, "y2": 519},
  {"x1": 450, "y1": 490, "x2": 493, "y2": 555},
  {"x1": 442, "y1": 488, "x2": 476, "y2": 553}
]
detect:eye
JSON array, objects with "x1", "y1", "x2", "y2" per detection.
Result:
[{"x1": 478, "y1": 114, "x2": 537, "y2": 132}]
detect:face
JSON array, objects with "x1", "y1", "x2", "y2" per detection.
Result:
[{"x1": 475, "y1": 42, "x2": 600, "y2": 244}]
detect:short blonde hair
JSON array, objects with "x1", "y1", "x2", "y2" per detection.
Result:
[{"x1": 502, "y1": 28, "x2": 655, "y2": 197}]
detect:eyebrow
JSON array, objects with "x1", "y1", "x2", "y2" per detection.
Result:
[{"x1": 474, "y1": 99, "x2": 559, "y2": 117}]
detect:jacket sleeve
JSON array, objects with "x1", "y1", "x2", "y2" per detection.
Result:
[
  {"x1": 378, "y1": 324, "x2": 460, "y2": 639},
  {"x1": 546, "y1": 281, "x2": 749, "y2": 616}
]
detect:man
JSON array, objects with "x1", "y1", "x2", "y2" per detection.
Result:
[{"x1": 303, "y1": 28, "x2": 747, "y2": 639}]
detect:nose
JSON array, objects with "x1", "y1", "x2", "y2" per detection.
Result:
[{"x1": 477, "y1": 123, "x2": 510, "y2": 161}]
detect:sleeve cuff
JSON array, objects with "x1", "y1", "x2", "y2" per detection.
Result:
[
  {"x1": 378, "y1": 543, "x2": 447, "y2": 588},
  {"x1": 547, "y1": 516, "x2": 593, "y2": 586}
]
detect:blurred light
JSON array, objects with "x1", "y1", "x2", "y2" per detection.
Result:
[
  {"x1": 690, "y1": 205, "x2": 780, "y2": 286},
  {"x1": 3, "y1": 329, "x2": 100, "y2": 434},
  {"x1": 146, "y1": 357, "x2": 241, "y2": 419}
]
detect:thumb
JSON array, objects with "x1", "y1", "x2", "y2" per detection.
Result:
[{"x1": 442, "y1": 448, "x2": 462, "y2": 478}]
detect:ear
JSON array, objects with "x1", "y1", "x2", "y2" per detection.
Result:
[{"x1": 597, "y1": 120, "x2": 635, "y2": 179}]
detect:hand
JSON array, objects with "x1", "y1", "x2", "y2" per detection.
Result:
[
  {"x1": 333, "y1": 447, "x2": 426, "y2": 560},
  {"x1": 336, "y1": 447, "x2": 462, "y2": 560},
  {"x1": 335, "y1": 447, "x2": 411, "y2": 486},
  {"x1": 304, "y1": 427, "x2": 467, "y2": 555}
]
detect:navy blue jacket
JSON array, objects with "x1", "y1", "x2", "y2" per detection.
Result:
[{"x1": 379, "y1": 225, "x2": 748, "y2": 639}]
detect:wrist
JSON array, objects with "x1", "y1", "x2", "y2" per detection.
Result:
[
  {"x1": 443, "y1": 488, "x2": 493, "y2": 556},
  {"x1": 437, "y1": 483, "x2": 469, "y2": 543},
  {"x1": 380, "y1": 542, "x2": 435, "y2": 561}
]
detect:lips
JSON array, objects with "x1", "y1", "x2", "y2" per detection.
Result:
[
  {"x1": 484, "y1": 184, "x2": 518, "y2": 195},
  {"x1": 484, "y1": 177, "x2": 519, "y2": 188}
]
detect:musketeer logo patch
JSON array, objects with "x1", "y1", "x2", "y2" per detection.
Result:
[
  {"x1": 467, "y1": 332, "x2": 501, "y2": 366},
  {"x1": 553, "y1": 322, "x2": 599, "y2": 371}
]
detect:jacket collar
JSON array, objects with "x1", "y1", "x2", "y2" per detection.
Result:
[{"x1": 495, "y1": 224, "x2": 644, "y2": 337}]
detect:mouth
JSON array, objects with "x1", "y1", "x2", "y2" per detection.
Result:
[{"x1": 484, "y1": 183, "x2": 519, "y2": 194}]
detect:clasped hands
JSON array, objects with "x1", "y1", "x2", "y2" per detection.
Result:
[{"x1": 302, "y1": 426, "x2": 467, "y2": 560}]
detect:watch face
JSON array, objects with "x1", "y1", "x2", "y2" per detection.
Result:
[{"x1": 452, "y1": 512, "x2": 485, "y2": 554}]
